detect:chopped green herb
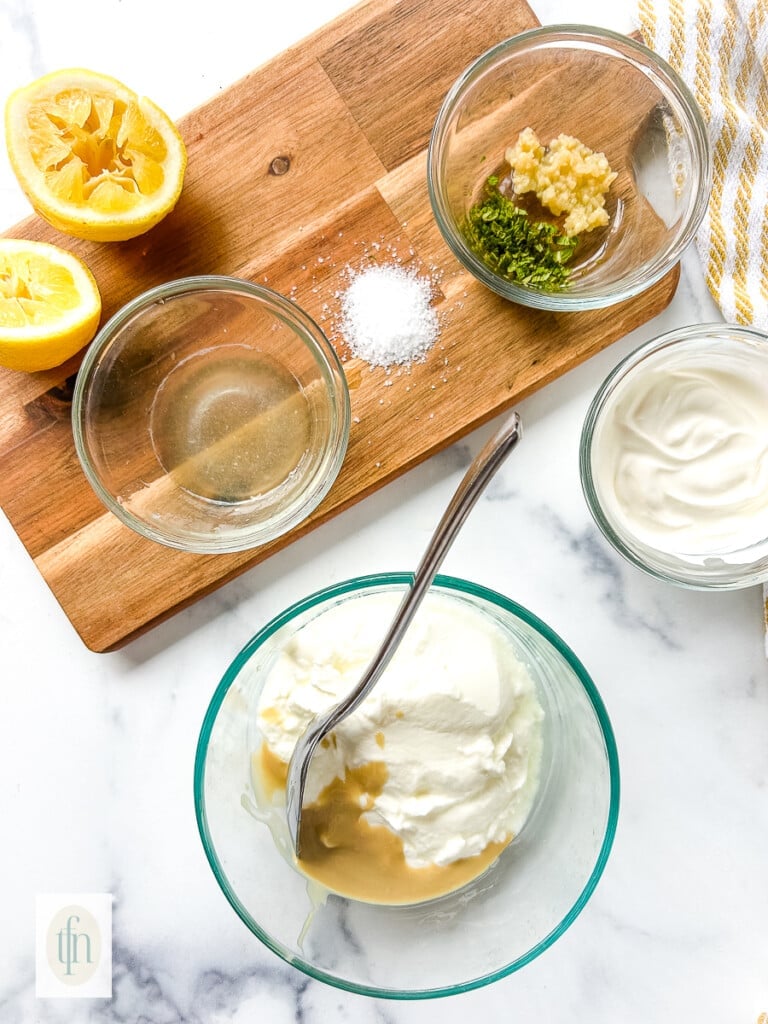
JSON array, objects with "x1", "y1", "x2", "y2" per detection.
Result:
[{"x1": 462, "y1": 179, "x2": 577, "y2": 290}]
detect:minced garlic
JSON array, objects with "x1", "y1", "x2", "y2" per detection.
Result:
[{"x1": 505, "y1": 127, "x2": 617, "y2": 236}]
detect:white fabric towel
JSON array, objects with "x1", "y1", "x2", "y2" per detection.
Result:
[
  {"x1": 637, "y1": 0, "x2": 768, "y2": 654},
  {"x1": 637, "y1": 0, "x2": 768, "y2": 330}
]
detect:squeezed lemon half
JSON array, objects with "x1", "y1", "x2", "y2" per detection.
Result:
[
  {"x1": 0, "y1": 238, "x2": 101, "y2": 372},
  {"x1": 5, "y1": 68, "x2": 187, "y2": 242}
]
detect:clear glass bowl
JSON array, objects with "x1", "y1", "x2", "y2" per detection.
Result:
[
  {"x1": 72, "y1": 276, "x2": 350, "y2": 554},
  {"x1": 580, "y1": 323, "x2": 768, "y2": 589},
  {"x1": 427, "y1": 25, "x2": 712, "y2": 310},
  {"x1": 194, "y1": 574, "x2": 619, "y2": 998}
]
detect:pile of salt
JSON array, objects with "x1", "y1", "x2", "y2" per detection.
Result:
[{"x1": 338, "y1": 265, "x2": 440, "y2": 368}]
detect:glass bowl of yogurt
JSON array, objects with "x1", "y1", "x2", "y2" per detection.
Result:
[
  {"x1": 580, "y1": 323, "x2": 768, "y2": 589},
  {"x1": 194, "y1": 573, "x2": 619, "y2": 997}
]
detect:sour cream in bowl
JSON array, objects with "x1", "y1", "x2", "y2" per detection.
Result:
[
  {"x1": 194, "y1": 574, "x2": 618, "y2": 998},
  {"x1": 580, "y1": 323, "x2": 768, "y2": 588}
]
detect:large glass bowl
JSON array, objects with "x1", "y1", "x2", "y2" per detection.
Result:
[
  {"x1": 194, "y1": 574, "x2": 619, "y2": 998},
  {"x1": 72, "y1": 276, "x2": 350, "y2": 554},
  {"x1": 427, "y1": 25, "x2": 712, "y2": 310}
]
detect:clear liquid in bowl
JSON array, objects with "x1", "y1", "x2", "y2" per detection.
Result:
[{"x1": 149, "y1": 344, "x2": 311, "y2": 503}]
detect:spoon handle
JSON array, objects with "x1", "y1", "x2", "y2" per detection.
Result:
[
  {"x1": 287, "y1": 411, "x2": 522, "y2": 853},
  {"x1": 328, "y1": 411, "x2": 521, "y2": 726}
]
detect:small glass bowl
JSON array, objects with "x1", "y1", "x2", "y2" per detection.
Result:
[
  {"x1": 194, "y1": 573, "x2": 619, "y2": 998},
  {"x1": 427, "y1": 25, "x2": 712, "y2": 310},
  {"x1": 72, "y1": 276, "x2": 350, "y2": 554},
  {"x1": 580, "y1": 323, "x2": 768, "y2": 589}
]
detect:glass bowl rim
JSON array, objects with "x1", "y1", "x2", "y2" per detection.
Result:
[
  {"x1": 71, "y1": 274, "x2": 351, "y2": 554},
  {"x1": 579, "y1": 321, "x2": 768, "y2": 589},
  {"x1": 426, "y1": 23, "x2": 713, "y2": 311},
  {"x1": 193, "y1": 571, "x2": 621, "y2": 999}
]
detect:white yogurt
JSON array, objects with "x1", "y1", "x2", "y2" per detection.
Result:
[
  {"x1": 590, "y1": 332, "x2": 768, "y2": 561},
  {"x1": 255, "y1": 589, "x2": 544, "y2": 869}
]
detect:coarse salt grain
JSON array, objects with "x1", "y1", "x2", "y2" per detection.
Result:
[{"x1": 338, "y1": 265, "x2": 440, "y2": 368}]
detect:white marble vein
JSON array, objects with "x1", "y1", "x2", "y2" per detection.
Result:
[{"x1": 1, "y1": 0, "x2": 767, "y2": 1022}]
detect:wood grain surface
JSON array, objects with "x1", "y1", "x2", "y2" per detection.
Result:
[{"x1": 0, "y1": 0, "x2": 679, "y2": 651}]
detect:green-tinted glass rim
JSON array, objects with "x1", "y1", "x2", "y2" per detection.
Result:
[{"x1": 193, "y1": 572, "x2": 620, "y2": 999}]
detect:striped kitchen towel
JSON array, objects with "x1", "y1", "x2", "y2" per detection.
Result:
[
  {"x1": 638, "y1": 1, "x2": 768, "y2": 655},
  {"x1": 636, "y1": 0, "x2": 768, "y2": 330}
]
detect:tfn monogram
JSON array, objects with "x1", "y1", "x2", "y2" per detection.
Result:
[{"x1": 56, "y1": 914, "x2": 94, "y2": 976}]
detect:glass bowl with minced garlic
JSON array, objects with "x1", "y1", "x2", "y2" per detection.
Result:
[{"x1": 427, "y1": 25, "x2": 711, "y2": 311}]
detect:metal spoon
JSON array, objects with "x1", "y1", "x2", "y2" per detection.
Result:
[{"x1": 286, "y1": 411, "x2": 523, "y2": 857}]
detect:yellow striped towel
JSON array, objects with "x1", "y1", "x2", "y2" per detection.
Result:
[
  {"x1": 638, "y1": 1, "x2": 768, "y2": 656},
  {"x1": 636, "y1": 0, "x2": 768, "y2": 329}
]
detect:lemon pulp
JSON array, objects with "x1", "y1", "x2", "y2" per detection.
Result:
[{"x1": 0, "y1": 238, "x2": 101, "y2": 372}]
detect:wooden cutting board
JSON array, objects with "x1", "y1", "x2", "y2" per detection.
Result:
[{"x1": 0, "y1": 0, "x2": 678, "y2": 651}]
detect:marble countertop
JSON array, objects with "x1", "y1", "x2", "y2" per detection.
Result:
[{"x1": 1, "y1": 0, "x2": 766, "y2": 1021}]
